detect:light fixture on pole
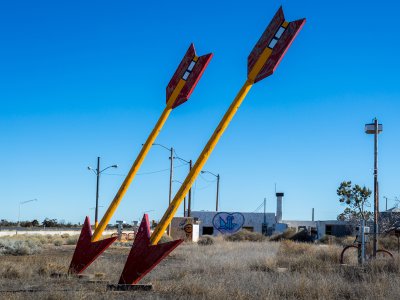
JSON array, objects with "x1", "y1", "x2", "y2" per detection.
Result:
[
  {"x1": 88, "y1": 157, "x2": 118, "y2": 228},
  {"x1": 152, "y1": 143, "x2": 174, "y2": 235},
  {"x1": 200, "y1": 170, "x2": 220, "y2": 211},
  {"x1": 365, "y1": 118, "x2": 382, "y2": 258},
  {"x1": 173, "y1": 179, "x2": 187, "y2": 217},
  {"x1": 174, "y1": 156, "x2": 192, "y2": 217},
  {"x1": 17, "y1": 198, "x2": 38, "y2": 233}
]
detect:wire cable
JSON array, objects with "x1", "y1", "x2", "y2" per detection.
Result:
[
  {"x1": 102, "y1": 163, "x2": 187, "y2": 177},
  {"x1": 199, "y1": 173, "x2": 217, "y2": 183}
]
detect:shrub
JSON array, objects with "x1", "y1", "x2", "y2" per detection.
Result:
[
  {"x1": 379, "y1": 235, "x2": 399, "y2": 251},
  {"x1": 60, "y1": 233, "x2": 70, "y2": 238},
  {"x1": 290, "y1": 229, "x2": 314, "y2": 243},
  {"x1": 53, "y1": 239, "x2": 63, "y2": 246},
  {"x1": 197, "y1": 235, "x2": 214, "y2": 246},
  {"x1": 159, "y1": 234, "x2": 173, "y2": 244},
  {"x1": 269, "y1": 227, "x2": 297, "y2": 241},
  {"x1": 2, "y1": 266, "x2": 21, "y2": 279},
  {"x1": 65, "y1": 236, "x2": 79, "y2": 245},
  {"x1": 37, "y1": 263, "x2": 67, "y2": 277},
  {"x1": 0, "y1": 239, "x2": 42, "y2": 255},
  {"x1": 224, "y1": 230, "x2": 266, "y2": 242}
]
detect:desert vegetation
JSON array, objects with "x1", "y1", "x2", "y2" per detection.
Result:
[{"x1": 0, "y1": 232, "x2": 399, "y2": 299}]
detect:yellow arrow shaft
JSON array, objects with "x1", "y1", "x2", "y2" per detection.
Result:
[
  {"x1": 150, "y1": 79, "x2": 254, "y2": 245},
  {"x1": 92, "y1": 79, "x2": 186, "y2": 242}
]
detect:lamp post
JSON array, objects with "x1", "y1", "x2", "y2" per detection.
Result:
[
  {"x1": 383, "y1": 196, "x2": 388, "y2": 211},
  {"x1": 17, "y1": 198, "x2": 38, "y2": 233},
  {"x1": 174, "y1": 156, "x2": 192, "y2": 217},
  {"x1": 365, "y1": 118, "x2": 383, "y2": 258},
  {"x1": 173, "y1": 180, "x2": 187, "y2": 217},
  {"x1": 88, "y1": 157, "x2": 118, "y2": 228},
  {"x1": 153, "y1": 144, "x2": 174, "y2": 235},
  {"x1": 200, "y1": 170, "x2": 220, "y2": 211}
]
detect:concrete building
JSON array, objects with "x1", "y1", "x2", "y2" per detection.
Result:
[
  {"x1": 191, "y1": 192, "x2": 354, "y2": 239},
  {"x1": 191, "y1": 211, "x2": 275, "y2": 236}
]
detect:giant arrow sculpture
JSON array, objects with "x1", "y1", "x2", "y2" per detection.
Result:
[
  {"x1": 69, "y1": 44, "x2": 212, "y2": 274},
  {"x1": 117, "y1": 7, "x2": 306, "y2": 285}
]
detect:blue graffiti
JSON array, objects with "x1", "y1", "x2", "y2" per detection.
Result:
[{"x1": 212, "y1": 212, "x2": 245, "y2": 234}]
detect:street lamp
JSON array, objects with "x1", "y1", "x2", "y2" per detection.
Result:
[
  {"x1": 17, "y1": 198, "x2": 38, "y2": 232},
  {"x1": 152, "y1": 143, "x2": 174, "y2": 235},
  {"x1": 201, "y1": 170, "x2": 220, "y2": 212},
  {"x1": 88, "y1": 157, "x2": 118, "y2": 228},
  {"x1": 173, "y1": 180, "x2": 187, "y2": 217},
  {"x1": 365, "y1": 118, "x2": 383, "y2": 258},
  {"x1": 174, "y1": 156, "x2": 192, "y2": 217}
]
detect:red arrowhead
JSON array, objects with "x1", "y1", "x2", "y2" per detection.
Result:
[
  {"x1": 69, "y1": 216, "x2": 117, "y2": 274},
  {"x1": 118, "y1": 214, "x2": 183, "y2": 284}
]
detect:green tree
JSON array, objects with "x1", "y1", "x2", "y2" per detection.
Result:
[
  {"x1": 337, "y1": 181, "x2": 372, "y2": 222},
  {"x1": 42, "y1": 218, "x2": 59, "y2": 227}
]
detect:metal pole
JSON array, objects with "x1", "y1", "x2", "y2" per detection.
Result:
[
  {"x1": 263, "y1": 198, "x2": 266, "y2": 225},
  {"x1": 167, "y1": 147, "x2": 174, "y2": 236},
  {"x1": 188, "y1": 160, "x2": 192, "y2": 217},
  {"x1": 95, "y1": 157, "x2": 100, "y2": 228},
  {"x1": 373, "y1": 118, "x2": 379, "y2": 258},
  {"x1": 183, "y1": 196, "x2": 186, "y2": 217},
  {"x1": 216, "y1": 174, "x2": 220, "y2": 211},
  {"x1": 17, "y1": 203, "x2": 21, "y2": 228},
  {"x1": 360, "y1": 219, "x2": 365, "y2": 264}
]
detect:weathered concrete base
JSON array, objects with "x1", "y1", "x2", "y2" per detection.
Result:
[{"x1": 107, "y1": 284, "x2": 153, "y2": 291}]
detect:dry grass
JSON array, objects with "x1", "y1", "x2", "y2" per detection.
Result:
[{"x1": 0, "y1": 235, "x2": 399, "y2": 299}]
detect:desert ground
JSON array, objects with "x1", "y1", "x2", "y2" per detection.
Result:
[{"x1": 0, "y1": 233, "x2": 399, "y2": 299}]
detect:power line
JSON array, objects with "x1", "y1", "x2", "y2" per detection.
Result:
[
  {"x1": 196, "y1": 182, "x2": 215, "y2": 191},
  {"x1": 199, "y1": 173, "x2": 217, "y2": 183},
  {"x1": 102, "y1": 163, "x2": 188, "y2": 177},
  {"x1": 252, "y1": 201, "x2": 264, "y2": 213}
]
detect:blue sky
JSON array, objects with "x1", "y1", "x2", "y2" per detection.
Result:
[{"x1": 1, "y1": 0, "x2": 399, "y2": 224}]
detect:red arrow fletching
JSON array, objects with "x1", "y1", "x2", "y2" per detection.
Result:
[
  {"x1": 166, "y1": 43, "x2": 213, "y2": 109},
  {"x1": 247, "y1": 7, "x2": 305, "y2": 83}
]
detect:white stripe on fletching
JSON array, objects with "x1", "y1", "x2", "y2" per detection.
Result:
[
  {"x1": 182, "y1": 71, "x2": 190, "y2": 80},
  {"x1": 275, "y1": 26, "x2": 285, "y2": 38},
  {"x1": 188, "y1": 60, "x2": 196, "y2": 71}
]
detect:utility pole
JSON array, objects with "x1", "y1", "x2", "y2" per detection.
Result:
[
  {"x1": 373, "y1": 118, "x2": 379, "y2": 258},
  {"x1": 263, "y1": 198, "x2": 267, "y2": 225},
  {"x1": 88, "y1": 157, "x2": 118, "y2": 229},
  {"x1": 95, "y1": 157, "x2": 100, "y2": 229},
  {"x1": 365, "y1": 118, "x2": 382, "y2": 258},
  {"x1": 167, "y1": 147, "x2": 174, "y2": 235},
  {"x1": 183, "y1": 196, "x2": 186, "y2": 217},
  {"x1": 188, "y1": 160, "x2": 192, "y2": 217},
  {"x1": 17, "y1": 199, "x2": 38, "y2": 234},
  {"x1": 216, "y1": 174, "x2": 220, "y2": 211},
  {"x1": 200, "y1": 170, "x2": 220, "y2": 212}
]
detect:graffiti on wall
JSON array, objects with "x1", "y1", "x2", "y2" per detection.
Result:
[
  {"x1": 212, "y1": 212, "x2": 245, "y2": 234},
  {"x1": 178, "y1": 219, "x2": 193, "y2": 239}
]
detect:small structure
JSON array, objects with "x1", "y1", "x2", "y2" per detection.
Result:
[
  {"x1": 116, "y1": 220, "x2": 125, "y2": 241},
  {"x1": 170, "y1": 217, "x2": 200, "y2": 242},
  {"x1": 276, "y1": 192, "x2": 284, "y2": 223}
]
